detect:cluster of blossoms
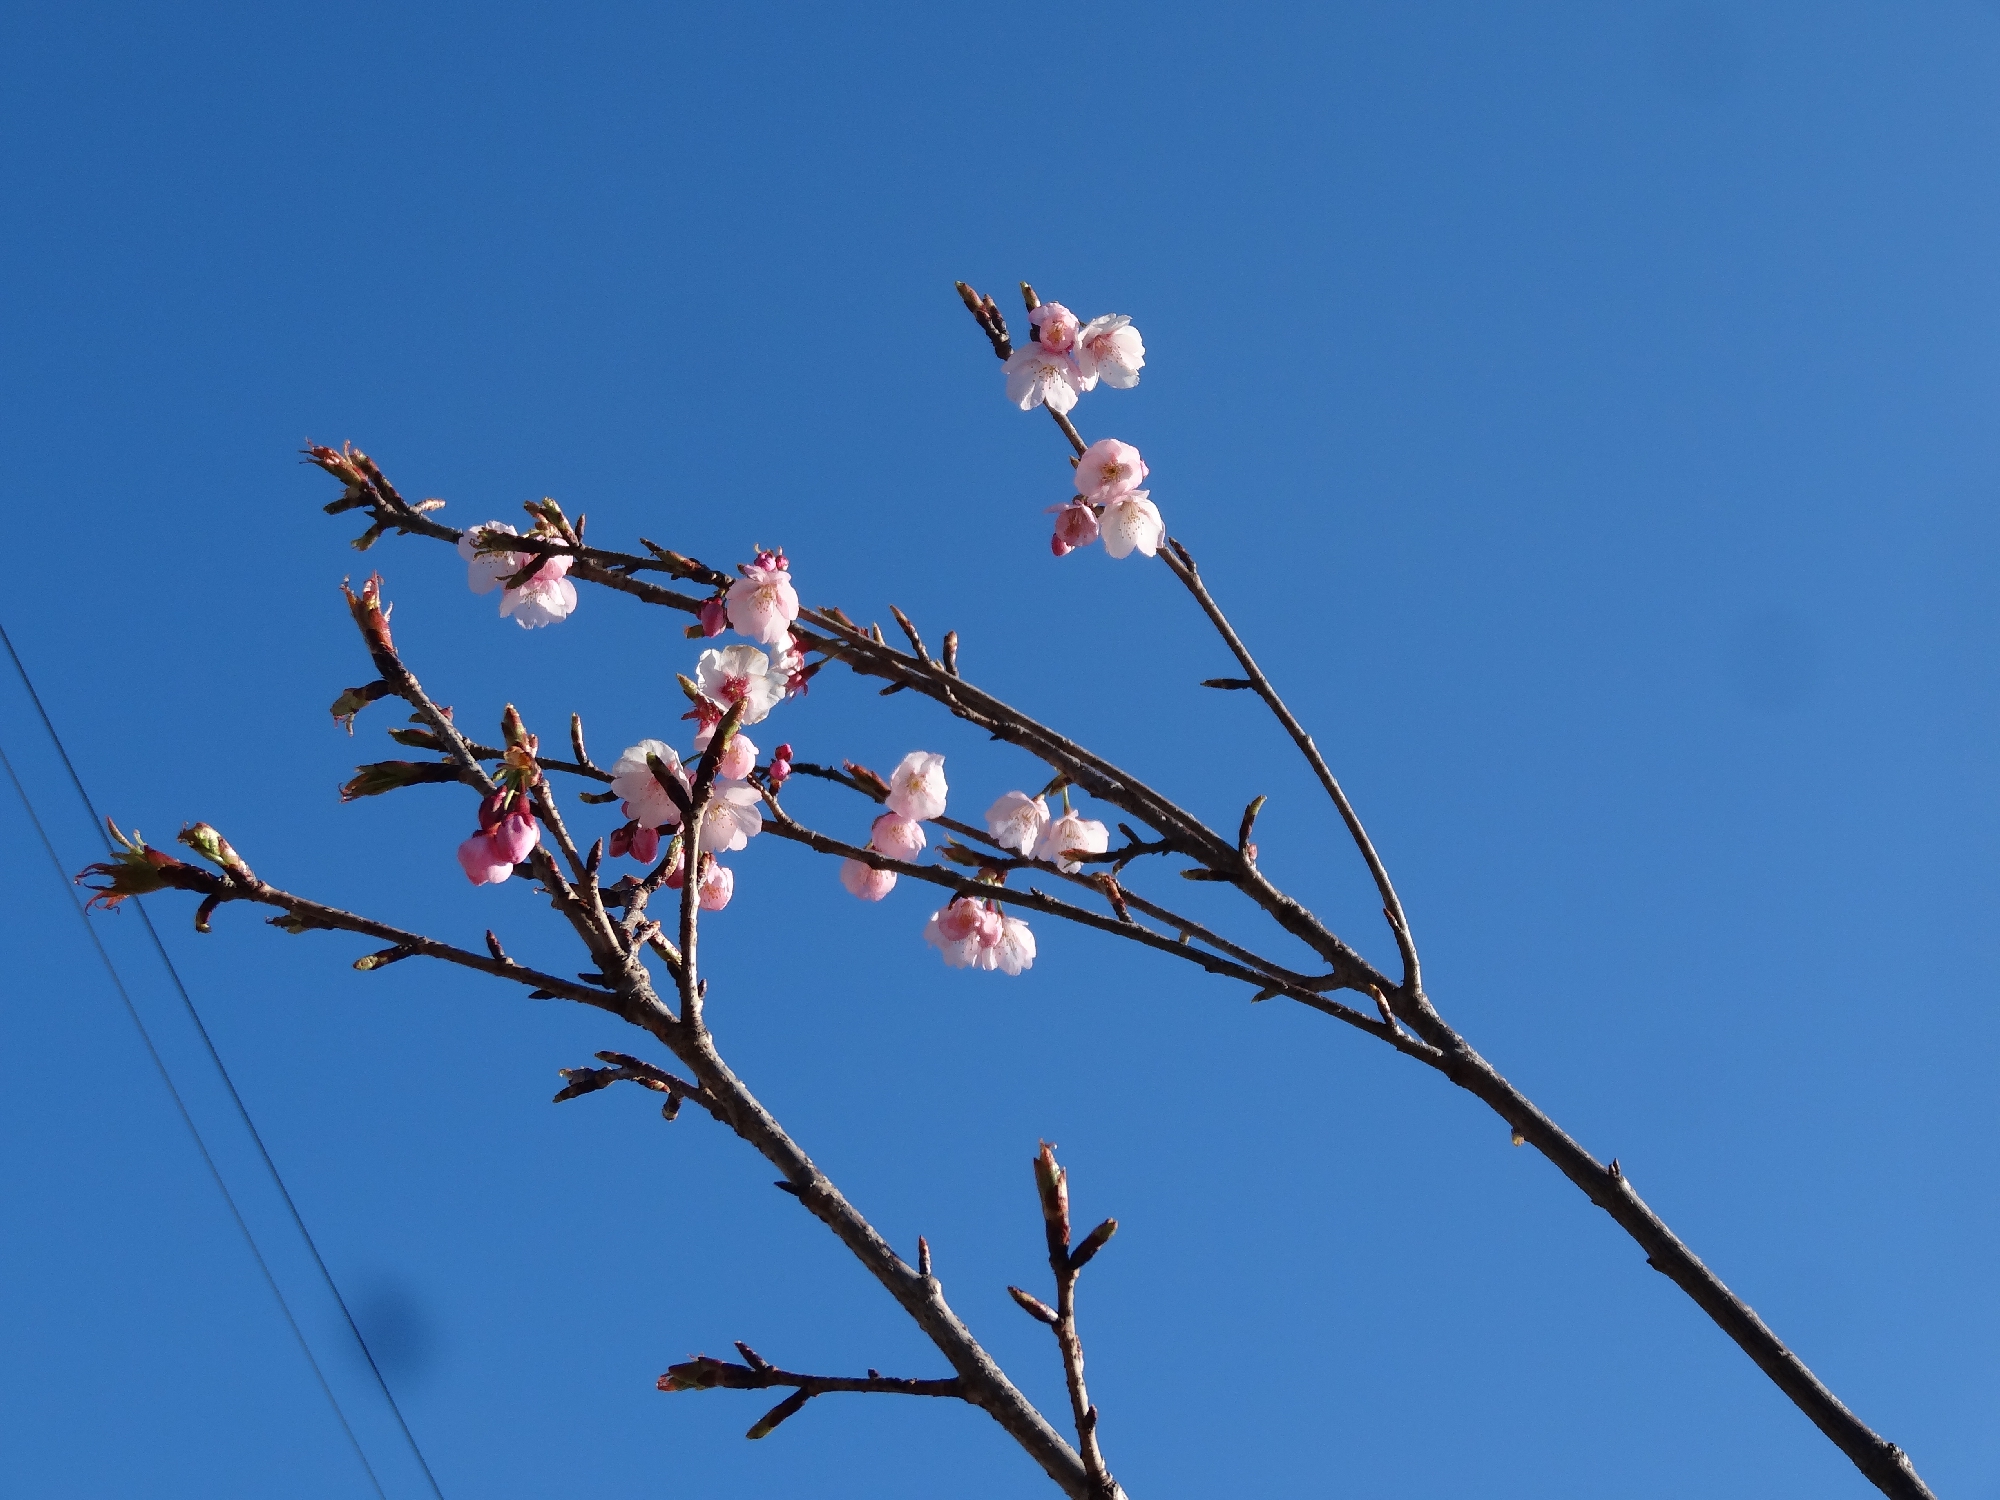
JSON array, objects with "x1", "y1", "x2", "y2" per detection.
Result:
[
  {"x1": 834, "y1": 752, "x2": 1032, "y2": 976},
  {"x1": 1048, "y1": 438, "x2": 1164, "y2": 561},
  {"x1": 457, "y1": 547, "x2": 808, "y2": 905},
  {"x1": 457, "y1": 744, "x2": 545, "y2": 885},
  {"x1": 1004, "y1": 302, "x2": 1144, "y2": 417},
  {"x1": 459, "y1": 522, "x2": 579, "y2": 629},
  {"x1": 982, "y1": 790, "x2": 1110, "y2": 873}
]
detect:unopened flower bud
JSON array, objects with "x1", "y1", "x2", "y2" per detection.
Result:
[
  {"x1": 629, "y1": 824, "x2": 661, "y2": 863},
  {"x1": 698, "y1": 596, "x2": 728, "y2": 636},
  {"x1": 608, "y1": 823, "x2": 633, "y2": 859}
]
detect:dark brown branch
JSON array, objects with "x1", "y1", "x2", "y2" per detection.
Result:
[
  {"x1": 1033, "y1": 1144, "x2": 1115, "y2": 1498},
  {"x1": 1158, "y1": 540, "x2": 1420, "y2": 995}
]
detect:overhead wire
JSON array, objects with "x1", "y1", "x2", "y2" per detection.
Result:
[{"x1": 2, "y1": 619, "x2": 446, "y2": 1500}]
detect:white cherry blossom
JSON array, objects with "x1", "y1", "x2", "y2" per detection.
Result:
[
  {"x1": 696, "y1": 644, "x2": 786, "y2": 726},
  {"x1": 610, "y1": 740, "x2": 687, "y2": 829},
  {"x1": 460, "y1": 521, "x2": 579, "y2": 628},
  {"x1": 1035, "y1": 810, "x2": 1109, "y2": 873},
  {"x1": 884, "y1": 751, "x2": 947, "y2": 822},
  {"x1": 984, "y1": 792, "x2": 1049, "y2": 856},
  {"x1": 1076, "y1": 314, "x2": 1145, "y2": 390},
  {"x1": 699, "y1": 781, "x2": 765, "y2": 853},
  {"x1": 1004, "y1": 346, "x2": 1084, "y2": 415},
  {"x1": 1100, "y1": 492, "x2": 1165, "y2": 559}
]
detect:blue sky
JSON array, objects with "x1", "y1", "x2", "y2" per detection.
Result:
[{"x1": 1, "y1": 2, "x2": 1996, "y2": 1496}]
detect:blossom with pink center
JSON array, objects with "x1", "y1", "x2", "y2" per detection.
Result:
[
  {"x1": 1074, "y1": 439, "x2": 1148, "y2": 503},
  {"x1": 924, "y1": 897, "x2": 1003, "y2": 967},
  {"x1": 1075, "y1": 314, "x2": 1145, "y2": 390},
  {"x1": 1048, "y1": 501, "x2": 1101, "y2": 557},
  {"x1": 1029, "y1": 302, "x2": 1080, "y2": 354},
  {"x1": 499, "y1": 563, "x2": 577, "y2": 629},
  {"x1": 699, "y1": 781, "x2": 765, "y2": 853},
  {"x1": 984, "y1": 792, "x2": 1049, "y2": 856},
  {"x1": 698, "y1": 860, "x2": 734, "y2": 912},
  {"x1": 884, "y1": 751, "x2": 947, "y2": 822},
  {"x1": 1035, "y1": 810, "x2": 1109, "y2": 874},
  {"x1": 489, "y1": 809, "x2": 541, "y2": 866},
  {"x1": 726, "y1": 553, "x2": 799, "y2": 649},
  {"x1": 840, "y1": 858, "x2": 897, "y2": 901},
  {"x1": 609, "y1": 740, "x2": 688, "y2": 829},
  {"x1": 458, "y1": 522, "x2": 578, "y2": 628},
  {"x1": 457, "y1": 831, "x2": 514, "y2": 885},
  {"x1": 923, "y1": 898, "x2": 1035, "y2": 973},
  {"x1": 696, "y1": 644, "x2": 786, "y2": 727},
  {"x1": 713, "y1": 732, "x2": 758, "y2": 782},
  {"x1": 869, "y1": 812, "x2": 927, "y2": 861},
  {"x1": 1100, "y1": 492, "x2": 1165, "y2": 559},
  {"x1": 1004, "y1": 346, "x2": 1084, "y2": 415}
]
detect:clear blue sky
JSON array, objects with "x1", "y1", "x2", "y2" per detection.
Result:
[{"x1": 1, "y1": 2, "x2": 1995, "y2": 1496}]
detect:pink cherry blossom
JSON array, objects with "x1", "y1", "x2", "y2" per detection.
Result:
[
  {"x1": 699, "y1": 781, "x2": 765, "y2": 853},
  {"x1": 1100, "y1": 492, "x2": 1165, "y2": 559},
  {"x1": 499, "y1": 562, "x2": 577, "y2": 629},
  {"x1": 489, "y1": 809, "x2": 541, "y2": 866},
  {"x1": 1035, "y1": 810, "x2": 1109, "y2": 873},
  {"x1": 923, "y1": 898, "x2": 1035, "y2": 974},
  {"x1": 984, "y1": 791, "x2": 1049, "y2": 856},
  {"x1": 869, "y1": 812, "x2": 927, "y2": 861},
  {"x1": 698, "y1": 860, "x2": 735, "y2": 912},
  {"x1": 457, "y1": 831, "x2": 514, "y2": 885},
  {"x1": 1049, "y1": 500, "x2": 1100, "y2": 556},
  {"x1": 840, "y1": 858, "x2": 897, "y2": 901},
  {"x1": 884, "y1": 751, "x2": 947, "y2": 822},
  {"x1": 610, "y1": 740, "x2": 688, "y2": 829},
  {"x1": 924, "y1": 897, "x2": 1003, "y2": 967},
  {"x1": 1076, "y1": 314, "x2": 1145, "y2": 390},
  {"x1": 726, "y1": 553, "x2": 800, "y2": 648},
  {"x1": 1004, "y1": 346, "x2": 1084, "y2": 415},
  {"x1": 1029, "y1": 302, "x2": 1080, "y2": 354},
  {"x1": 1074, "y1": 439, "x2": 1148, "y2": 503},
  {"x1": 696, "y1": 644, "x2": 786, "y2": 726},
  {"x1": 714, "y1": 732, "x2": 758, "y2": 782},
  {"x1": 459, "y1": 524, "x2": 578, "y2": 628}
]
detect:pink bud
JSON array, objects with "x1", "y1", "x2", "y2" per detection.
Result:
[
  {"x1": 630, "y1": 824, "x2": 661, "y2": 863},
  {"x1": 767, "y1": 758, "x2": 792, "y2": 786},
  {"x1": 477, "y1": 789, "x2": 508, "y2": 831},
  {"x1": 457, "y1": 831, "x2": 514, "y2": 885},
  {"x1": 774, "y1": 743, "x2": 793, "y2": 762},
  {"x1": 1050, "y1": 500, "x2": 1100, "y2": 555},
  {"x1": 608, "y1": 824, "x2": 632, "y2": 859},
  {"x1": 488, "y1": 809, "x2": 540, "y2": 865},
  {"x1": 699, "y1": 597, "x2": 728, "y2": 636}
]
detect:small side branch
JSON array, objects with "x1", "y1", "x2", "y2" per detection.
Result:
[
  {"x1": 1158, "y1": 540, "x2": 1421, "y2": 995},
  {"x1": 661, "y1": 1348, "x2": 966, "y2": 1439}
]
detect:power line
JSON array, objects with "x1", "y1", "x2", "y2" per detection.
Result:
[
  {"x1": 2, "y1": 619, "x2": 446, "y2": 1500},
  {"x1": 0, "y1": 732, "x2": 389, "y2": 1500}
]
